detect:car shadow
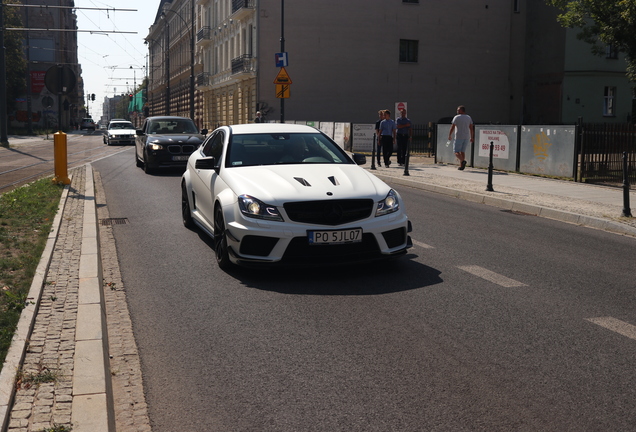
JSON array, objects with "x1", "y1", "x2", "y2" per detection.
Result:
[
  {"x1": 230, "y1": 253, "x2": 441, "y2": 295},
  {"x1": 190, "y1": 225, "x2": 442, "y2": 295}
]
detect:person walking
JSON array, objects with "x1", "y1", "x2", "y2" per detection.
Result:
[
  {"x1": 375, "y1": 110, "x2": 385, "y2": 166},
  {"x1": 254, "y1": 111, "x2": 264, "y2": 123},
  {"x1": 378, "y1": 110, "x2": 396, "y2": 167},
  {"x1": 448, "y1": 105, "x2": 474, "y2": 170},
  {"x1": 396, "y1": 109, "x2": 412, "y2": 166}
]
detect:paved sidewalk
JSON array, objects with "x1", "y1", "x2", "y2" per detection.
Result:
[{"x1": 1, "y1": 157, "x2": 634, "y2": 432}]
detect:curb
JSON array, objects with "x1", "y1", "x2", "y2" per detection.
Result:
[
  {"x1": 0, "y1": 177, "x2": 71, "y2": 432},
  {"x1": 375, "y1": 172, "x2": 636, "y2": 238},
  {"x1": 71, "y1": 164, "x2": 115, "y2": 432}
]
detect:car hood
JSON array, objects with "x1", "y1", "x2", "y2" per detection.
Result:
[
  {"x1": 147, "y1": 134, "x2": 204, "y2": 143},
  {"x1": 222, "y1": 164, "x2": 391, "y2": 203},
  {"x1": 108, "y1": 129, "x2": 136, "y2": 135}
]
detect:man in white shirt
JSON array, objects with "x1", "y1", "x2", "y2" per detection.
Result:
[{"x1": 448, "y1": 105, "x2": 474, "y2": 170}]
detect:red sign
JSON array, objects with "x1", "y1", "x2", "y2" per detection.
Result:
[{"x1": 31, "y1": 71, "x2": 46, "y2": 94}]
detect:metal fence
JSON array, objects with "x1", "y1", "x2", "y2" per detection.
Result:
[
  {"x1": 580, "y1": 123, "x2": 636, "y2": 186},
  {"x1": 409, "y1": 123, "x2": 435, "y2": 156}
]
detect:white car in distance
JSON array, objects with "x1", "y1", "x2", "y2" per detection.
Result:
[
  {"x1": 104, "y1": 120, "x2": 136, "y2": 146},
  {"x1": 181, "y1": 123, "x2": 412, "y2": 270}
]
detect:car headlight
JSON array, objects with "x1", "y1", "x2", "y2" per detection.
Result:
[
  {"x1": 238, "y1": 195, "x2": 283, "y2": 221},
  {"x1": 376, "y1": 189, "x2": 400, "y2": 216},
  {"x1": 148, "y1": 143, "x2": 163, "y2": 150}
]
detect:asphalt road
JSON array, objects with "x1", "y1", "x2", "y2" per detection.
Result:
[
  {"x1": 0, "y1": 130, "x2": 125, "y2": 193},
  {"x1": 94, "y1": 148, "x2": 636, "y2": 432}
]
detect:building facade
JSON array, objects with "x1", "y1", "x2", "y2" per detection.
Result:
[
  {"x1": 146, "y1": 0, "x2": 633, "y2": 129},
  {"x1": 13, "y1": 0, "x2": 82, "y2": 132}
]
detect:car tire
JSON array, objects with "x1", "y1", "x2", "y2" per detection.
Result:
[
  {"x1": 214, "y1": 207, "x2": 231, "y2": 270},
  {"x1": 181, "y1": 183, "x2": 195, "y2": 229}
]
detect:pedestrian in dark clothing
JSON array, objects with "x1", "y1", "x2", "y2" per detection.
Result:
[
  {"x1": 378, "y1": 110, "x2": 396, "y2": 167},
  {"x1": 375, "y1": 110, "x2": 385, "y2": 166},
  {"x1": 396, "y1": 109, "x2": 411, "y2": 166}
]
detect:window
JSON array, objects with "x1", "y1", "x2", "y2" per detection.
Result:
[
  {"x1": 399, "y1": 39, "x2": 419, "y2": 63},
  {"x1": 606, "y1": 44, "x2": 618, "y2": 59},
  {"x1": 603, "y1": 87, "x2": 616, "y2": 117}
]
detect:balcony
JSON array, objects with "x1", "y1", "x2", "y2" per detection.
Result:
[
  {"x1": 197, "y1": 26, "x2": 212, "y2": 46},
  {"x1": 231, "y1": 54, "x2": 254, "y2": 76},
  {"x1": 231, "y1": 0, "x2": 255, "y2": 20},
  {"x1": 196, "y1": 72, "x2": 212, "y2": 90}
]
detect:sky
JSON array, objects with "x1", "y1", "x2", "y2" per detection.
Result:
[{"x1": 75, "y1": 1, "x2": 158, "y2": 119}]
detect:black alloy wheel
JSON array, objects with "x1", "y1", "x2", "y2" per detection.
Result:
[
  {"x1": 181, "y1": 183, "x2": 195, "y2": 229},
  {"x1": 214, "y1": 206, "x2": 231, "y2": 270}
]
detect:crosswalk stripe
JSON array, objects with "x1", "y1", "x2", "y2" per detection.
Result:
[
  {"x1": 585, "y1": 317, "x2": 636, "y2": 341},
  {"x1": 412, "y1": 239, "x2": 434, "y2": 249},
  {"x1": 457, "y1": 265, "x2": 527, "y2": 287}
]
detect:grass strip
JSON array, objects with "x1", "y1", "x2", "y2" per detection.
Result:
[{"x1": 0, "y1": 178, "x2": 64, "y2": 371}]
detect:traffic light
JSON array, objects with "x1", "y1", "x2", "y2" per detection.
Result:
[
  {"x1": 129, "y1": 94, "x2": 133, "y2": 101},
  {"x1": 91, "y1": 93, "x2": 95, "y2": 101}
]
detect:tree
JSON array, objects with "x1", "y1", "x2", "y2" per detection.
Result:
[
  {"x1": 3, "y1": 0, "x2": 27, "y2": 117},
  {"x1": 545, "y1": 0, "x2": 636, "y2": 84}
]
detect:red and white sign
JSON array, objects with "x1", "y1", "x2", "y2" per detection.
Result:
[
  {"x1": 479, "y1": 130, "x2": 510, "y2": 159},
  {"x1": 395, "y1": 102, "x2": 407, "y2": 115}
]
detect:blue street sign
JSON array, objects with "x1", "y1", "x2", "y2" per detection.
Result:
[{"x1": 275, "y1": 52, "x2": 288, "y2": 68}]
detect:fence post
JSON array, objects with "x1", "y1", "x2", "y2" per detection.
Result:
[
  {"x1": 403, "y1": 136, "x2": 410, "y2": 176},
  {"x1": 622, "y1": 151, "x2": 632, "y2": 217}
]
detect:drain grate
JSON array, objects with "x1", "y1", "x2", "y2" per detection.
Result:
[
  {"x1": 100, "y1": 218, "x2": 129, "y2": 226},
  {"x1": 501, "y1": 209, "x2": 535, "y2": 216}
]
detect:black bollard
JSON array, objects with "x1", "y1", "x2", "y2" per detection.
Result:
[
  {"x1": 621, "y1": 151, "x2": 632, "y2": 217},
  {"x1": 371, "y1": 134, "x2": 377, "y2": 170},
  {"x1": 403, "y1": 136, "x2": 411, "y2": 176},
  {"x1": 486, "y1": 141, "x2": 494, "y2": 192}
]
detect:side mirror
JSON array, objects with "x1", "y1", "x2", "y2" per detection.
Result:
[
  {"x1": 200, "y1": 128, "x2": 208, "y2": 136},
  {"x1": 136, "y1": 129, "x2": 144, "y2": 136},
  {"x1": 352, "y1": 153, "x2": 366, "y2": 165},
  {"x1": 195, "y1": 156, "x2": 216, "y2": 170}
]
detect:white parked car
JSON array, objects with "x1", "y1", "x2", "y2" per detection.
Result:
[
  {"x1": 104, "y1": 120, "x2": 136, "y2": 146},
  {"x1": 181, "y1": 123, "x2": 412, "y2": 269}
]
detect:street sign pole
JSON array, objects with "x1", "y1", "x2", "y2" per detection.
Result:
[{"x1": 280, "y1": 0, "x2": 285, "y2": 123}]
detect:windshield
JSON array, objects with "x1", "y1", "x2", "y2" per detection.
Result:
[
  {"x1": 227, "y1": 133, "x2": 352, "y2": 167},
  {"x1": 147, "y1": 119, "x2": 198, "y2": 134},
  {"x1": 109, "y1": 122, "x2": 134, "y2": 130}
]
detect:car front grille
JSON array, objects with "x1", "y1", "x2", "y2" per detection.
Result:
[
  {"x1": 281, "y1": 234, "x2": 381, "y2": 265},
  {"x1": 284, "y1": 199, "x2": 374, "y2": 226},
  {"x1": 167, "y1": 144, "x2": 197, "y2": 154}
]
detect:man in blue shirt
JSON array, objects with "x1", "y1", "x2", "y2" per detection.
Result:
[
  {"x1": 378, "y1": 110, "x2": 396, "y2": 167},
  {"x1": 396, "y1": 109, "x2": 411, "y2": 166}
]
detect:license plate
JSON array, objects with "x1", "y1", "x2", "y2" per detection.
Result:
[
  {"x1": 308, "y1": 228, "x2": 362, "y2": 245},
  {"x1": 172, "y1": 155, "x2": 189, "y2": 161}
]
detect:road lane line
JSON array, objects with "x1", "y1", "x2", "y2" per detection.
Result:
[
  {"x1": 457, "y1": 265, "x2": 527, "y2": 287},
  {"x1": 412, "y1": 239, "x2": 434, "y2": 249},
  {"x1": 585, "y1": 317, "x2": 636, "y2": 341}
]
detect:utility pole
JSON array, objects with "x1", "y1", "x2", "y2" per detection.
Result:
[{"x1": 0, "y1": 4, "x2": 8, "y2": 145}]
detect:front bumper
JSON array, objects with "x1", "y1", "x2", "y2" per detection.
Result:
[{"x1": 221, "y1": 204, "x2": 412, "y2": 267}]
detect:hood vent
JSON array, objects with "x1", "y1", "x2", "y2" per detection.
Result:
[
  {"x1": 294, "y1": 177, "x2": 311, "y2": 187},
  {"x1": 328, "y1": 176, "x2": 340, "y2": 186}
]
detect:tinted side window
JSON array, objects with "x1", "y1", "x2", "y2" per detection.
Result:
[{"x1": 202, "y1": 131, "x2": 224, "y2": 160}]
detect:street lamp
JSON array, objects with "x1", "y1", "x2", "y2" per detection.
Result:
[{"x1": 160, "y1": 0, "x2": 195, "y2": 120}]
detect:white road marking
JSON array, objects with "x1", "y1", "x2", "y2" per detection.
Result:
[
  {"x1": 412, "y1": 239, "x2": 434, "y2": 249},
  {"x1": 585, "y1": 317, "x2": 636, "y2": 341},
  {"x1": 457, "y1": 265, "x2": 527, "y2": 288}
]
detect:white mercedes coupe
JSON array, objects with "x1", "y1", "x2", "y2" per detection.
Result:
[{"x1": 181, "y1": 123, "x2": 412, "y2": 269}]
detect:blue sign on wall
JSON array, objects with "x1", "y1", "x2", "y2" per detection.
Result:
[{"x1": 275, "y1": 52, "x2": 288, "y2": 68}]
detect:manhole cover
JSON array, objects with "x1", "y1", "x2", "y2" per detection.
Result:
[{"x1": 100, "y1": 218, "x2": 129, "y2": 226}]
